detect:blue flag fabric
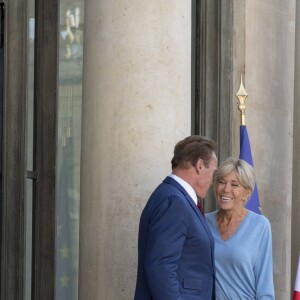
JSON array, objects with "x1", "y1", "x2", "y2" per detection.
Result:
[{"x1": 239, "y1": 125, "x2": 261, "y2": 214}]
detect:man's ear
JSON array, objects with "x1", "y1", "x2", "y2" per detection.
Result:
[{"x1": 196, "y1": 159, "x2": 204, "y2": 171}]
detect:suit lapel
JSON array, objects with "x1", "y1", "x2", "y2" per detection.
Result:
[{"x1": 163, "y1": 176, "x2": 215, "y2": 246}]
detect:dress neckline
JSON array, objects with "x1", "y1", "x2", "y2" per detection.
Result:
[{"x1": 215, "y1": 210, "x2": 250, "y2": 241}]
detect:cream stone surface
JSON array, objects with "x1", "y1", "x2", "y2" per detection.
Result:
[
  {"x1": 78, "y1": 1, "x2": 300, "y2": 299},
  {"x1": 239, "y1": 1, "x2": 296, "y2": 299},
  {"x1": 292, "y1": 0, "x2": 300, "y2": 293},
  {"x1": 79, "y1": 1, "x2": 191, "y2": 299}
]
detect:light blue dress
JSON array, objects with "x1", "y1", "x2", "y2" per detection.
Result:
[{"x1": 206, "y1": 210, "x2": 275, "y2": 300}]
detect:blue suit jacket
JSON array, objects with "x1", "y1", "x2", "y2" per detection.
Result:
[{"x1": 134, "y1": 176, "x2": 215, "y2": 300}]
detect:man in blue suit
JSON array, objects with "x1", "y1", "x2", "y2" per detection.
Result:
[{"x1": 134, "y1": 135, "x2": 217, "y2": 300}]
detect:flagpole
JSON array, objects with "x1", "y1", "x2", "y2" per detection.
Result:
[
  {"x1": 236, "y1": 74, "x2": 262, "y2": 214},
  {"x1": 236, "y1": 74, "x2": 248, "y2": 126}
]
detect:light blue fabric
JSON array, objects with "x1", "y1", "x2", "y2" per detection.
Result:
[{"x1": 206, "y1": 210, "x2": 274, "y2": 300}]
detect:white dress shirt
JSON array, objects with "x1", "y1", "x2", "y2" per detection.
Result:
[{"x1": 168, "y1": 173, "x2": 197, "y2": 206}]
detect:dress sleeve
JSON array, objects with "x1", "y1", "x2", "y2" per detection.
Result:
[{"x1": 254, "y1": 218, "x2": 275, "y2": 300}]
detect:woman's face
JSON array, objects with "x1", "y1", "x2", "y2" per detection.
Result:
[{"x1": 216, "y1": 170, "x2": 250, "y2": 212}]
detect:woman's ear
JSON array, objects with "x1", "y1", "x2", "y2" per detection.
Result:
[{"x1": 244, "y1": 189, "x2": 251, "y2": 201}]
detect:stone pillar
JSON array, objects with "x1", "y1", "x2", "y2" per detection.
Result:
[
  {"x1": 292, "y1": 0, "x2": 300, "y2": 293},
  {"x1": 78, "y1": 1, "x2": 192, "y2": 299},
  {"x1": 232, "y1": 1, "x2": 296, "y2": 299}
]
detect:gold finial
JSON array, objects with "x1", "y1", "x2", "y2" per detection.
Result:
[{"x1": 236, "y1": 73, "x2": 248, "y2": 126}]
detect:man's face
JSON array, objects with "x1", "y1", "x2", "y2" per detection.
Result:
[{"x1": 194, "y1": 153, "x2": 218, "y2": 199}]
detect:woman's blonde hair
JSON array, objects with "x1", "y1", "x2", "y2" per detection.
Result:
[{"x1": 215, "y1": 157, "x2": 256, "y2": 193}]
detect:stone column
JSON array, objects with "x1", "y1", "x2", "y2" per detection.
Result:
[
  {"x1": 233, "y1": 1, "x2": 296, "y2": 299},
  {"x1": 292, "y1": 0, "x2": 300, "y2": 292},
  {"x1": 78, "y1": 1, "x2": 192, "y2": 299}
]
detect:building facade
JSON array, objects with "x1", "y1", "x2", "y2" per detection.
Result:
[{"x1": 1, "y1": 0, "x2": 300, "y2": 299}]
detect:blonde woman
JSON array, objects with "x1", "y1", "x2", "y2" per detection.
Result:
[{"x1": 206, "y1": 157, "x2": 275, "y2": 299}]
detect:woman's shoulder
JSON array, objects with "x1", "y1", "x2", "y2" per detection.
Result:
[
  {"x1": 205, "y1": 210, "x2": 218, "y2": 222},
  {"x1": 247, "y1": 210, "x2": 271, "y2": 228},
  {"x1": 205, "y1": 210, "x2": 218, "y2": 217}
]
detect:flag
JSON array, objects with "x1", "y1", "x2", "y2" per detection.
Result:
[
  {"x1": 293, "y1": 253, "x2": 300, "y2": 300},
  {"x1": 239, "y1": 125, "x2": 261, "y2": 214}
]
